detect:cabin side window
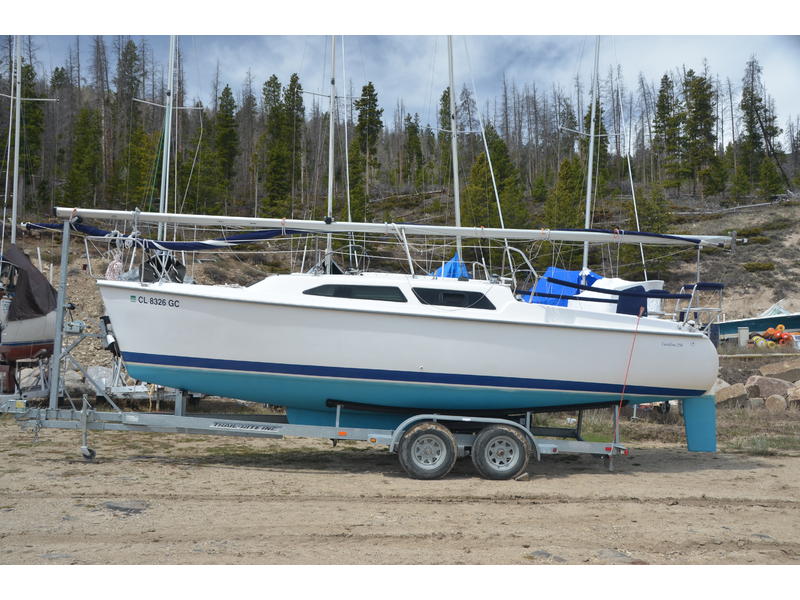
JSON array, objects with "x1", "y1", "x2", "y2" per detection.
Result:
[
  {"x1": 412, "y1": 288, "x2": 496, "y2": 310},
  {"x1": 303, "y1": 284, "x2": 407, "y2": 303}
]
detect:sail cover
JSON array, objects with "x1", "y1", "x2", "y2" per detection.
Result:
[
  {"x1": 432, "y1": 253, "x2": 469, "y2": 279},
  {"x1": 1, "y1": 245, "x2": 58, "y2": 321},
  {"x1": 526, "y1": 266, "x2": 602, "y2": 306}
]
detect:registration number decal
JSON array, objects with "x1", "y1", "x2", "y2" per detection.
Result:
[{"x1": 131, "y1": 295, "x2": 181, "y2": 308}]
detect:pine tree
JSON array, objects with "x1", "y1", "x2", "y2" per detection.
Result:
[
  {"x1": 216, "y1": 84, "x2": 238, "y2": 185},
  {"x1": 581, "y1": 98, "x2": 610, "y2": 198},
  {"x1": 462, "y1": 124, "x2": 527, "y2": 229},
  {"x1": 64, "y1": 107, "x2": 102, "y2": 205},
  {"x1": 347, "y1": 82, "x2": 382, "y2": 216},
  {"x1": 653, "y1": 74, "x2": 686, "y2": 194},
  {"x1": 437, "y1": 87, "x2": 451, "y2": 182},
  {"x1": 124, "y1": 126, "x2": 158, "y2": 209},
  {"x1": 353, "y1": 81, "x2": 383, "y2": 198},
  {"x1": 183, "y1": 108, "x2": 225, "y2": 214},
  {"x1": 620, "y1": 186, "x2": 673, "y2": 278},
  {"x1": 759, "y1": 155, "x2": 783, "y2": 198},
  {"x1": 739, "y1": 56, "x2": 766, "y2": 192},
  {"x1": 403, "y1": 113, "x2": 423, "y2": 190},
  {"x1": 109, "y1": 38, "x2": 142, "y2": 203},
  {"x1": 544, "y1": 156, "x2": 584, "y2": 229},
  {"x1": 683, "y1": 68, "x2": 720, "y2": 197},
  {"x1": 20, "y1": 63, "x2": 44, "y2": 189},
  {"x1": 283, "y1": 73, "x2": 304, "y2": 211},
  {"x1": 458, "y1": 85, "x2": 479, "y2": 170}
]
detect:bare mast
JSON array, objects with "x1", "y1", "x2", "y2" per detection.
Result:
[
  {"x1": 447, "y1": 36, "x2": 462, "y2": 262},
  {"x1": 10, "y1": 35, "x2": 22, "y2": 245},
  {"x1": 325, "y1": 35, "x2": 336, "y2": 274},
  {"x1": 157, "y1": 35, "x2": 177, "y2": 242},
  {"x1": 581, "y1": 36, "x2": 600, "y2": 279}
]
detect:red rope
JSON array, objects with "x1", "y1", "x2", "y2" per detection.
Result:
[{"x1": 618, "y1": 305, "x2": 645, "y2": 412}]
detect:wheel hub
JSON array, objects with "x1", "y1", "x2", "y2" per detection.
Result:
[
  {"x1": 413, "y1": 435, "x2": 443, "y2": 467},
  {"x1": 486, "y1": 437, "x2": 516, "y2": 469}
]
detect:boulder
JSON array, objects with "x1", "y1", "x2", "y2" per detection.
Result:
[
  {"x1": 709, "y1": 378, "x2": 730, "y2": 395},
  {"x1": 787, "y1": 387, "x2": 800, "y2": 410},
  {"x1": 17, "y1": 368, "x2": 39, "y2": 388},
  {"x1": 765, "y1": 394, "x2": 788, "y2": 412},
  {"x1": 749, "y1": 397, "x2": 765, "y2": 410},
  {"x1": 62, "y1": 370, "x2": 91, "y2": 396},
  {"x1": 759, "y1": 358, "x2": 800, "y2": 382},
  {"x1": 716, "y1": 383, "x2": 748, "y2": 409},
  {"x1": 744, "y1": 376, "x2": 791, "y2": 400}
]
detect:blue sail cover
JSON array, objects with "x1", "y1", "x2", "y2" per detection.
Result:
[
  {"x1": 432, "y1": 252, "x2": 469, "y2": 279},
  {"x1": 24, "y1": 221, "x2": 306, "y2": 251},
  {"x1": 523, "y1": 266, "x2": 602, "y2": 306}
]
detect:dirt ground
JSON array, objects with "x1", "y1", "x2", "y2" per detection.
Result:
[{"x1": 1, "y1": 414, "x2": 799, "y2": 566}]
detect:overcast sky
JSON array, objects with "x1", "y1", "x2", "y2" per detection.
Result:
[{"x1": 11, "y1": 1, "x2": 800, "y2": 140}]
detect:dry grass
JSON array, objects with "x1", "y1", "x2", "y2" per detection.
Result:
[{"x1": 536, "y1": 406, "x2": 800, "y2": 455}]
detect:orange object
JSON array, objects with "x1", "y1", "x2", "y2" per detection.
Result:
[{"x1": 777, "y1": 324, "x2": 786, "y2": 332}]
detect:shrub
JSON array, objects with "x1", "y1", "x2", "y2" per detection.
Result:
[{"x1": 743, "y1": 262, "x2": 775, "y2": 272}]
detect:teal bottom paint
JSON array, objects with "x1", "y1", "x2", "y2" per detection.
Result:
[
  {"x1": 127, "y1": 363, "x2": 682, "y2": 429},
  {"x1": 682, "y1": 395, "x2": 717, "y2": 452}
]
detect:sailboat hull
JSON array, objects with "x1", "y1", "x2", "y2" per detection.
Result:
[
  {"x1": 98, "y1": 275, "x2": 718, "y2": 428},
  {"x1": 0, "y1": 310, "x2": 56, "y2": 362}
]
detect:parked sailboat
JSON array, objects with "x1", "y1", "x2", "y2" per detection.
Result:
[
  {"x1": 51, "y1": 35, "x2": 728, "y2": 450},
  {"x1": 1, "y1": 36, "x2": 58, "y2": 390}
]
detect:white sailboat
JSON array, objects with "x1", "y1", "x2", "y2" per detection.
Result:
[{"x1": 55, "y1": 35, "x2": 728, "y2": 455}]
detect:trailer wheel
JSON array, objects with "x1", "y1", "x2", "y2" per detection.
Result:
[
  {"x1": 471, "y1": 425, "x2": 530, "y2": 480},
  {"x1": 398, "y1": 422, "x2": 457, "y2": 480}
]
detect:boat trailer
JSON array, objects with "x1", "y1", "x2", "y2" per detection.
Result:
[{"x1": 0, "y1": 392, "x2": 632, "y2": 479}]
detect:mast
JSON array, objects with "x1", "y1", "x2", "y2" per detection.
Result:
[
  {"x1": 618, "y1": 83, "x2": 647, "y2": 279},
  {"x1": 325, "y1": 35, "x2": 336, "y2": 274},
  {"x1": 2, "y1": 36, "x2": 18, "y2": 254},
  {"x1": 10, "y1": 35, "x2": 22, "y2": 245},
  {"x1": 581, "y1": 36, "x2": 600, "y2": 278},
  {"x1": 158, "y1": 35, "x2": 177, "y2": 242},
  {"x1": 447, "y1": 36, "x2": 462, "y2": 261}
]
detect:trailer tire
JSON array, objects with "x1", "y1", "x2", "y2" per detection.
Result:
[
  {"x1": 471, "y1": 425, "x2": 530, "y2": 480},
  {"x1": 398, "y1": 421, "x2": 457, "y2": 480}
]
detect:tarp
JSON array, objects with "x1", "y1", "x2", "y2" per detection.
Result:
[
  {"x1": 524, "y1": 266, "x2": 602, "y2": 306},
  {"x1": 432, "y1": 252, "x2": 469, "y2": 279},
  {"x1": 1, "y1": 245, "x2": 58, "y2": 321}
]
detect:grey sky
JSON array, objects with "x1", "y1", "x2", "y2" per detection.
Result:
[
  {"x1": 12, "y1": 1, "x2": 800, "y2": 146},
  {"x1": 30, "y1": 35, "x2": 800, "y2": 132}
]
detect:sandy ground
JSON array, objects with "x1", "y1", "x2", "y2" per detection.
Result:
[{"x1": 1, "y1": 415, "x2": 799, "y2": 566}]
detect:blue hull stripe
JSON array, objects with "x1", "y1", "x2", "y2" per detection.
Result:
[{"x1": 123, "y1": 351, "x2": 705, "y2": 397}]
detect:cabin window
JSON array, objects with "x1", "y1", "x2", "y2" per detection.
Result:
[
  {"x1": 303, "y1": 284, "x2": 407, "y2": 303},
  {"x1": 412, "y1": 288, "x2": 495, "y2": 310}
]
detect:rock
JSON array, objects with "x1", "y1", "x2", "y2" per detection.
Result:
[
  {"x1": 527, "y1": 550, "x2": 566, "y2": 563},
  {"x1": 788, "y1": 388, "x2": 800, "y2": 410},
  {"x1": 759, "y1": 358, "x2": 800, "y2": 382},
  {"x1": 595, "y1": 549, "x2": 647, "y2": 564},
  {"x1": 749, "y1": 397, "x2": 765, "y2": 410},
  {"x1": 86, "y1": 366, "x2": 114, "y2": 390},
  {"x1": 716, "y1": 383, "x2": 748, "y2": 408},
  {"x1": 18, "y1": 368, "x2": 37, "y2": 387},
  {"x1": 744, "y1": 376, "x2": 791, "y2": 400},
  {"x1": 103, "y1": 500, "x2": 149, "y2": 515},
  {"x1": 765, "y1": 394, "x2": 788, "y2": 412},
  {"x1": 709, "y1": 378, "x2": 730, "y2": 395}
]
